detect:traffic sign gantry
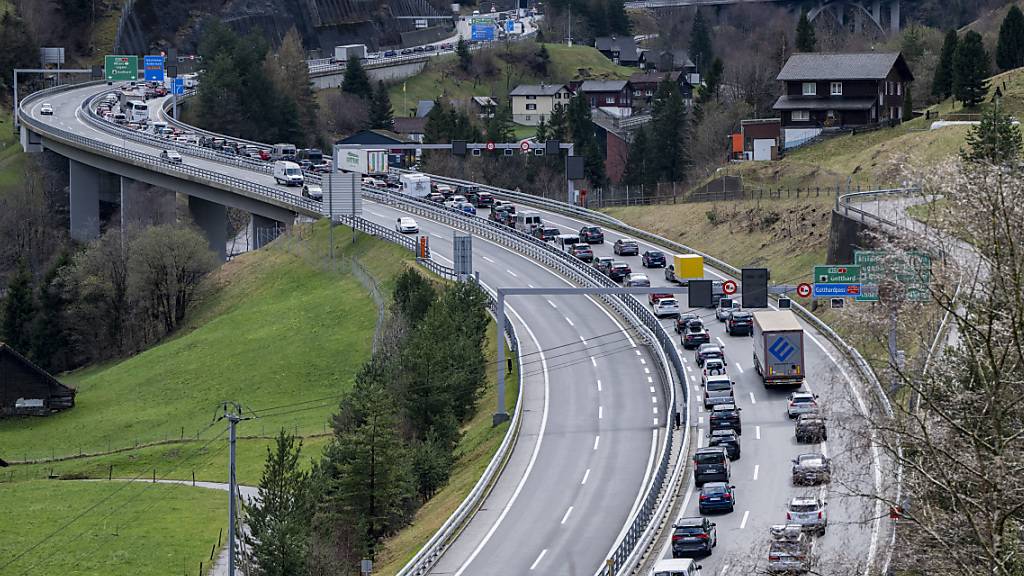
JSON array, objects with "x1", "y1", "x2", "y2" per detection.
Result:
[
  {"x1": 722, "y1": 280, "x2": 737, "y2": 295},
  {"x1": 104, "y1": 55, "x2": 138, "y2": 82}
]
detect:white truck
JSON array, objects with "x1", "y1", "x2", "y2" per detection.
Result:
[
  {"x1": 399, "y1": 173, "x2": 431, "y2": 197},
  {"x1": 751, "y1": 310, "x2": 805, "y2": 386},
  {"x1": 339, "y1": 148, "x2": 388, "y2": 175},
  {"x1": 273, "y1": 161, "x2": 304, "y2": 186},
  {"x1": 333, "y1": 44, "x2": 368, "y2": 63}
]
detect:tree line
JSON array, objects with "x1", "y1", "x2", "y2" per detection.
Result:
[
  {"x1": 1, "y1": 225, "x2": 217, "y2": 373},
  {"x1": 241, "y1": 269, "x2": 493, "y2": 574}
]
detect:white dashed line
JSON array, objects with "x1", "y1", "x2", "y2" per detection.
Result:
[
  {"x1": 561, "y1": 506, "x2": 574, "y2": 524},
  {"x1": 650, "y1": 386, "x2": 656, "y2": 393},
  {"x1": 581, "y1": 469, "x2": 591, "y2": 485},
  {"x1": 368, "y1": 210, "x2": 387, "y2": 218},
  {"x1": 687, "y1": 366, "x2": 693, "y2": 373},
  {"x1": 716, "y1": 337, "x2": 726, "y2": 346},
  {"x1": 593, "y1": 436, "x2": 600, "y2": 450},
  {"x1": 749, "y1": 392, "x2": 757, "y2": 404},
  {"x1": 753, "y1": 465, "x2": 760, "y2": 480},
  {"x1": 530, "y1": 549, "x2": 547, "y2": 570},
  {"x1": 694, "y1": 385, "x2": 700, "y2": 393},
  {"x1": 644, "y1": 367, "x2": 650, "y2": 374},
  {"x1": 736, "y1": 364, "x2": 745, "y2": 373},
  {"x1": 756, "y1": 426, "x2": 762, "y2": 440},
  {"x1": 720, "y1": 566, "x2": 730, "y2": 576},
  {"x1": 547, "y1": 299, "x2": 558, "y2": 309},
  {"x1": 482, "y1": 256, "x2": 495, "y2": 263},
  {"x1": 507, "y1": 269, "x2": 519, "y2": 278},
  {"x1": 591, "y1": 357, "x2": 597, "y2": 367},
  {"x1": 639, "y1": 358, "x2": 646, "y2": 365},
  {"x1": 579, "y1": 336, "x2": 587, "y2": 345},
  {"x1": 527, "y1": 283, "x2": 535, "y2": 288},
  {"x1": 740, "y1": 510, "x2": 750, "y2": 529},
  {"x1": 698, "y1": 416, "x2": 704, "y2": 425},
  {"x1": 653, "y1": 417, "x2": 659, "y2": 425},
  {"x1": 564, "y1": 316, "x2": 575, "y2": 327},
  {"x1": 599, "y1": 406, "x2": 604, "y2": 419},
  {"x1": 653, "y1": 406, "x2": 658, "y2": 414},
  {"x1": 651, "y1": 395, "x2": 658, "y2": 404},
  {"x1": 597, "y1": 379, "x2": 602, "y2": 392}
]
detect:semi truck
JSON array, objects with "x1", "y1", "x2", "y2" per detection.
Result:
[
  {"x1": 399, "y1": 173, "x2": 431, "y2": 197},
  {"x1": 751, "y1": 310, "x2": 805, "y2": 386},
  {"x1": 333, "y1": 44, "x2": 368, "y2": 63},
  {"x1": 665, "y1": 254, "x2": 704, "y2": 285},
  {"x1": 339, "y1": 148, "x2": 388, "y2": 175}
]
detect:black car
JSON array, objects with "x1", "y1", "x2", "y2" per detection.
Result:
[
  {"x1": 412, "y1": 46, "x2": 425, "y2": 52},
  {"x1": 726, "y1": 311, "x2": 753, "y2": 336},
  {"x1": 535, "y1": 227, "x2": 561, "y2": 242},
  {"x1": 693, "y1": 446, "x2": 730, "y2": 486},
  {"x1": 608, "y1": 261, "x2": 631, "y2": 282},
  {"x1": 613, "y1": 238, "x2": 639, "y2": 256},
  {"x1": 384, "y1": 50, "x2": 398, "y2": 57},
  {"x1": 695, "y1": 344, "x2": 725, "y2": 367},
  {"x1": 642, "y1": 250, "x2": 667, "y2": 268},
  {"x1": 672, "y1": 517, "x2": 717, "y2": 557},
  {"x1": 425, "y1": 44, "x2": 437, "y2": 51},
  {"x1": 707, "y1": 429, "x2": 740, "y2": 460},
  {"x1": 401, "y1": 48, "x2": 413, "y2": 55},
  {"x1": 579, "y1": 226, "x2": 605, "y2": 244},
  {"x1": 682, "y1": 321, "x2": 710, "y2": 349},
  {"x1": 699, "y1": 482, "x2": 736, "y2": 514},
  {"x1": 710, "y1": 403, "x2": 742, "y2": 435},
  {"x1": 674, "y1": 313, "x2": 700, "y2": 334},
  {"x1": 593, "y1": 256, "x2": 615, "y2": 276},
  {"x1": 570, "y1": 243, "x2": 594, "y2": 262}
]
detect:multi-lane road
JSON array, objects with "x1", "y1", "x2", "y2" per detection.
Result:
[{"x1": 24, "y1": 83, "x2": 889, "y2": 576}]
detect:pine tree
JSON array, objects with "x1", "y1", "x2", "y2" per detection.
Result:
[
  {"x1": 342, "y1": 55, "x2": 372, "y2": 99},
  {"x1": 535, "y1": 44, "x2": 551, "y2": 77},
  {"x1": 953, "y1": 31, "x2": 991, "y2": 108},
  {"x1": 272, "y1": 27, "x2": 319, "y2": 145},
  {"x1": 933, "y1": 29, "x2": 958, "y2": 100},
  {"x1": 456, "y1": 37, "x2": 472, "y2": 72},
  {"x1": 485, "y1": 104, "x2": 515, "y2": 142},
  {"x1": 962, "y1": 104, "x2": 1022, "y2": 164},
  {"x1": 2, "y1": 259, "x2": 35, "y2": 354},
  {"x1": 392, "y1": 268, "x2": 436, "y2": 326},
  {"x1": 650, "y1": 76, "x2": 690, "y2": 183},
  {"x1": 697, "y1": 57, "x2": 724, "y2": 105},
  {"x1": 30, "y1": 253, "x2": 71, "y2": 372},
  {"x1": 369, "y1": 81, "x2": 394, "y2": 130},
  {"x1": 535, "y1": 116, "x2": 549, "y2": 142},
  {"x1": 621, "y1": 125, "x2": 649, "y2": 186},
  {"x1": 689, "y1": 10, "x2": 713, "y2": 74},
  {"x1": 795, "y1": 8, "x2": 816, "y2": 53},
  {"x1": 423, "y1": 100, "x2": 452, "y2": 143},
  {"x1": 608, "y1": 0, "x2": 631, "y2": 36},
  {"x1": 997, "y1": 5, "x2": 1024, "y2": 71},
  {"x1": 547, "y1": 103, "x2": 568, "y2": 141},
  {"x1": 244, "y1": 430, "x2": 311, "y2": 576}
]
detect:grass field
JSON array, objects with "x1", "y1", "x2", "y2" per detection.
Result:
[
  {"x1": 0, "y1": 480, "x2": 226, "y2": 576},
  {"x1": 0, "y1": 222, "x2": 408, "y2": 462},
  {"x1": 389, "y1": 43, "x2": 635, "y2": 118}
]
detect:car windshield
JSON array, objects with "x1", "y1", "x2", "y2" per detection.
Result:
[
  {"x1": 660, "y1": 299, "x2": 678, "y2": 306},
  {"x1": 732, "y1": 312, "x2": 751, "y2": 320},
  {"x1": 674, "y1": 525, "x2": 705, "y2": 535},
  {"x1": 694, "y1": 452, "x2": 725, "y2": 464},
  {"x1": 792, "y1": 395, "x2": 815, "y2": 404},
  {"x1": 798, "y1": 456, "x2": 824, "y2": 467},
  {"x1": 706, "y1": 379, "x2": 731, "y2": 391},
  {"x1": 789, "y1": 502, "x2": 819, "y2": 513},
  {"x1": 703, "y1": 484, "x2": 729, "y2": 494},
  {"x1": 648, "y1": 251, "x2": 664, "y2": 258},
  {"x1": 285, "y1": 168, "x2": 300, "y2": 175}
]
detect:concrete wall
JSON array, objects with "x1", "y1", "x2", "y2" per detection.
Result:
[
  {"x1": 828, "y1": 208, "x2": 878, "y2": 264},
  {"x1": 311, "y1": 60, "x2": 427, "y2": 89}
]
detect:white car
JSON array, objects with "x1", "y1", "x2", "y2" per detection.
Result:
[
  {"x1": 624, "y1": 273, "x2": 650, "y2": 287},
  {"x1": 362, "y1": 177, "x2": 386, "y2": 187},
  {"x1": 302, "y1": 184, "x2": 323, "y2": 201},
  {"x1": 787, "y1": 391, "x2": 819, "y2": 419},
  {"x1": 40, "y1": 103, "x2": 54, "y2": 115},
  {"x1": 653, "y1": 297, "x2": 680, "y2": 318},
  {"x1": 444, "y1": 194, "x2": 468, "y2": 208},
  {"x1": 396, "y1": 217, "x2": 419, "y2": 234},
  {"x1": 160, "y1": 149, "x2": 182, "y2": 164},
  {"x1": 786, "y1": 496, "x2": 828, "y2": 535}
]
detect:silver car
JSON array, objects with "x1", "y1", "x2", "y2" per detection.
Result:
[
  {"x1": 791, "y1": 453, "x2": 831, "y2": 485},
  {"x1": 785, "y1": 496, "x2": 828, "y2": 535},
  {"x1": 624, "y1": 273, "x2": 650, "y2": 287},
  {"x1": 786, "y1": 391, "x2": 819, "y2": 419},
  {"x1": 767, "y1": 524, "x2": 812, "y2": 573}
]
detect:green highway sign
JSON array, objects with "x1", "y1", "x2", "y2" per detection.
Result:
[
  {"x1": 104, "y1": 55, "x2": 138, "y2": 82},
  {"x1": 814, "y1": 265, "x2": 862, "y2": 284},
  {"x1": 854, "y1": 250, "x2": 932, "y2": 302}
]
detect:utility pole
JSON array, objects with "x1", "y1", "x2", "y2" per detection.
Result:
[{"x1": 217, "y1": 402, "x2": 250, "y2": 576}]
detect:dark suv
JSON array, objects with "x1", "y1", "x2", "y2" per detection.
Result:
[
  {"x1": 579, "y1": 226, "x2": 605, "y2": 244},
  {"x1": 693, "y1": 446, "x2": 730, "y2": 486},
  {"x1": 682, "y1": 321, "x2": 711, "y2": 349},
  {"x1": 726, "y1": 311, "x2": 753, "y2": 336},
  {"x1": 710, "y1": 403, "x2": 742, "y2": 435},
  {"x1": 535, "y1": 227, "x2": 561, "y2": 242},
  {"x1": 708, "y1": 429, "x2": 740, "y2": 460},
  {"x1": 672, "y1": 517, "x2": 717, "y2": 557},
  {"x1": 642, "y1": 250, "x2": 666, "y2": 268},
  {"x1": 608, "y1": 261, "x2": 632, "y2": 282},
  {"x1": 795, "y1": 414, "x2": 827, "y2": 443},
  {"x1": 570, "y1": 243, "x2": 594, "y2": 262},
  {"x1": 613, "y1": 238, "x2": 639, "y2": 256}
]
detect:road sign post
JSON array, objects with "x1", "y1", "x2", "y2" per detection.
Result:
[{"x1": 104, "y1": 55, "x2": 138, "y2": 82}]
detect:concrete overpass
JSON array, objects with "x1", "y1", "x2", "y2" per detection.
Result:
[{"x1": 624, "y1": 0, "x2": 902, "y2": 34}]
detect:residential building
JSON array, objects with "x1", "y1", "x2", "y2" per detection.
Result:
[
  {"x1": 772, "y1": 52, "x2": 914, "y2": 146},
  {"x1": 415, "y1": 100, "x2": 435, "y2": 118},
  {"x1": 592, "y1": 110, "x2": 652, "y2": 183},
  {"x1": 595, "y1": 36, "x2": 646, "y2": 68},
  {"x1": 509, "y1": 83, "x2": 571, "y2": 126},
  {"x1": 579, "y1": 80, "x2": 633, "y2": 118},
  {"x1": 471, "y1": 96, "x2": 498, "y2": 119},
  {"x1": 0, "y1": 342, "x2": 75, "y2": 417},
  {"x1": 653, "y1": 49, "x2": 699, "y2": 81},
  {"x1": 731, "y1": 118, "x2": 783, "y2": 161},
  {"x1": 392, "y1": 117, "x2": 426, "y2": 143},
  {"x1": 628, "y1": 71, "x2": 693, "y2": 107}
]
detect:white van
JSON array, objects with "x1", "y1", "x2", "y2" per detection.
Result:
[
  {"x1": 650, "y1": 558, "x2": 702, "y2": 576},
  {"x1": 271, "y1": 143, "x2": 297, "y2": 160},
  {"x1": 147, "y1": 121, "x2": 168, "y2": 135},
  {"x1": 515, "y1": 211, "x2": 542, "y2": 234},
  {"x1": 273, "y1": 161, "x2": 304, "y2": 186}
]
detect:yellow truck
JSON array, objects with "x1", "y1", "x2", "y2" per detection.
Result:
[{"x1": 665, "y1": 254, "x2": 704, "y2": 285}]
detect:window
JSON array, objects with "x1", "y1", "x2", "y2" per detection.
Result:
[
  {"x1": 525, "y1": 115, "x2": 531, "y2": 121},
  {"x1": 526, "y1": 103, "x2": 537, "y2": 111},
  {"x1": 830, "y1": 82, "x2": 842, "y2": 96},
  {"x1": 605, "y1": 96, "x2": 615, "y2": 104},
  {"x1": 554, "y1": 93, "x2": 561, "y2": 99},
  {"x1": 802, "y1": 82, "x2": 816, "y2": 96},
  {"x1": 897, "y1": 82, "x2": 902, "y2": 96},
  {"x1": 792, "y1": 110, "x2": 810, "y2": 122},
  {"x1": 526, "y1": 95, "x2": 537, "y2": 100}
]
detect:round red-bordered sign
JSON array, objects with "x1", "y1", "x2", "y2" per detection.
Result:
[
  {"x1": 520, "y1": 140, "x2": 531, "y2": 152},
  {"x1": 485, "y1": 141, "x2": 496, "y2": 151},
  {"x1": 722, "y1": 280, "x2": 738, "y2": 295},
  {"x1": 796, "y1": 282, "x2": 812, "y2": 298}
]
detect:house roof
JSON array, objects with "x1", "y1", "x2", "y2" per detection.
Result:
[
  {"x1": 777, "y1": 52, "x2": 914, "y2": 82},
  {"x1": 472, "y1": 96, "x2": 497, "y2": 107},
  {"x1": 595, "y1": 36, "x2": 643, "y2": 63},
  {"x1": 509, "y1": 83, "x2": 566, "y2": 97},
  {"x1": 336, "y1": 129, "x2": 409, "y2": 145},
  {"x1": 772, "y1": 95, "x2": 877, "y2": 111},
  {"x1": 392, "y1": 117, "x2": 427, "y2": 135},
  {"x1": 0, "y1": 342, "x2": 75, "y2": 398},
  {"x1": 580, "y1": 80, "x2": 629, "y2": 92},
  {"x1": 415, "y1": 100, "x2": 435, "y2": 118},
  {"x1": 628, "y1": 71, "x2": 682, "y2": 86},
  {"x1": 656, "y1": 49, "x2": 695, "y2": 70}
]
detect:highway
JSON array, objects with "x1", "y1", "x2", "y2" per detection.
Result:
[{"x1": 25, "y1": 82, "x2": 890, "y2": 575}]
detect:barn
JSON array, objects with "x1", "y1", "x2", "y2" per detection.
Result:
[{"x1": 0, "y1": 343, "x2": 75, "y2": 417}]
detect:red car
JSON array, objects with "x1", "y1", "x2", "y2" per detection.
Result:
[{"x1": 649, "y1": 292, "x2": 673, "y2": 305}]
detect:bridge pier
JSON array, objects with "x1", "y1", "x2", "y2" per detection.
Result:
[
  {"x1": 69, "y1": 159, "x2": 103, "y2": 242},
  {"x1": 188, "y1": 196, "x2": 227, "y2": 261},
  {"x1": 120, "y1": 177, "x2": 177, "y2": 230},
  {"x1": 252, "y1": 214, "x2": 284, "y2": 250}
]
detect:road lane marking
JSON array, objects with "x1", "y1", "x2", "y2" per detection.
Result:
[
  {"x1": 698, "y1": 416, "x2": 704, "y2": 425},
  {"x1": 530, "y1": 549, "x2": 547, "y2": 570},
  {"x1": 653, "y1": 417, "x2": 658, "y2": 424},
  {"x1": 647, "y1": 376, "x2": 653, "y2": 383},
  {"x1": 749, "y1": 392, "x2": 757, "y2": 404},
  {"x1": 434, "y1": 253, "x2": 454, "y2": 265},
  {"x1": 720, "y1": 566, "x2": 730, "y2": 575},
  {"x1": 644, "y1": 367, "x2": 650, "y2": 374},
  {"x1": 756, "y1": 426, "x2": 761, "y2": 440},
  {"x1": 527, "y1": 283, "x2": 535, "y2": 288},
  {"x1": 561, "y1": 506, "x2": 574, "y2": 524},
  {"x1": 368, "y1": 210, "x2": 387, "y2": 218},
  {"x1": 482, "y1": 255, "x2": 495, "y2": 263},
  {"x1": 590, "y1": 356, "x2": 597, "y2": 367},
  {"x1": 753, "y1": 464, "x2": 760, "y2": 480},
  {"x1": 650, "y1": 386, "x2": 656, "y2": 393},
  {"x1": 547, "y1": 299, "x2": 558, "y2": 308},
  {"x1": 431, "y1": 233, "x2": 444, "y2": 239},
  {"x1": 736, "y1": 363, "x2": 744, "y2": 373},
  {"x1": 579, "y1": 336, "x2": 587, "y2": 346},
  {"x1": 687, "y1": 366, "x2": 693, "y2": 372},
  {"x1": 507, "y1": 269, "x2": 519, "y2": 278},
  {"x1": 599, "y1": 406, "x2": 603, "y2": 419},
  {"x1": 593, "y1": 435, "x2": 600, "y2": 450},
  {"x1": 653, "y1": 406, "x2": 658, "y2": 414},
  {"x1": 717, "y1": 337, "x2": 725, "y2": 346},
  {"x1": 597, "y1": 379, "x2": 602, "y2": 392},
  {"x1": 740, "y1": 510, "x2": 750, "y2": 529},
  {"x1": 581, "y1": 469, "x2": 590, "y2": 485},
  {"x1": 635, "y1": 350, "x2": 642, "y2": 356},
  {"x1": 640, "y1": 358, "x2": 646, "y2": 365}
]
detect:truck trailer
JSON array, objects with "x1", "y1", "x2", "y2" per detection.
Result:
[
  {"x1": 399, "y1": 173, "x2": 432, "y2": 198},
  {"x1": 333, "y1": 44, "x2": 368, "y2": 63},
  {"x1": 666, "y1": 254, "x2": 704, "y2": 285},
  {"x1": 339, "y1": 148, "x2": 388, "y2": 175},
  {"x1": 751, "y1": 310, "x2": 805, "y2": 386}
]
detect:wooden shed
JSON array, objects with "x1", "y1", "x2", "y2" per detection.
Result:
[{"x1": 0, "y1": 343, "x2": 75, "y2": 417}]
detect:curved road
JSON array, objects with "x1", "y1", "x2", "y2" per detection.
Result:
[{"x1": 26, "y1": 84, "x2": 888, "y2": 575}]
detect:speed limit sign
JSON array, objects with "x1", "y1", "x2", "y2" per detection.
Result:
[
  {"x1": 796, "y1": 283, "x2": 812, "y2": 298},
  {"x1": 485, "y1": 141, "x2": 496, "y2": 151},
  {"x1": 520, "y1": 140, "x2": 531, "y2": 152},
  {"x1": 722, "y1": 280, "x2": 738, "y2": 295}
]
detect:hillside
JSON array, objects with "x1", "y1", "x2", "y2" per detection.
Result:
[{"x1": 389, "y1": 42, "x2": 636, "y2": 117}]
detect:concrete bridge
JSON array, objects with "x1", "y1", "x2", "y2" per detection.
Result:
[{"x1": 624, "y1": 0, "x2": 902, "y2": 34}]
